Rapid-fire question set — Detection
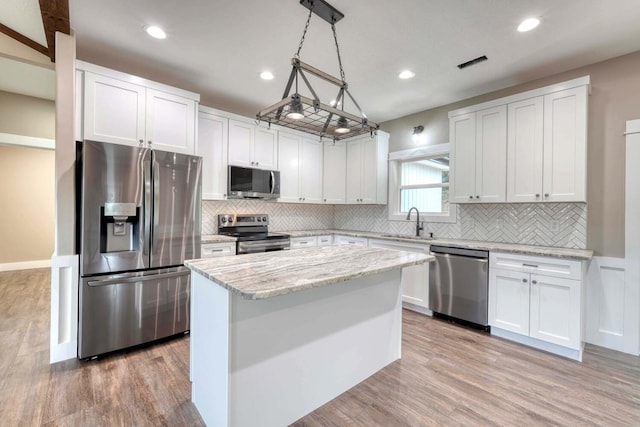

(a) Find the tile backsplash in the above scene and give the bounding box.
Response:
[202,200,587,249]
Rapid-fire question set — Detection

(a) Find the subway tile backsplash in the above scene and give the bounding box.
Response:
[202,201,587,249]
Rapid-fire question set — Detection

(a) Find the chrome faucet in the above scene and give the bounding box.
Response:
[406,207,424,237]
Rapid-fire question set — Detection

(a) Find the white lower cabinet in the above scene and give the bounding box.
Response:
[368,239,430,314]
[290,236,318,249]
[489,252,585,360]
[201,242,236,258]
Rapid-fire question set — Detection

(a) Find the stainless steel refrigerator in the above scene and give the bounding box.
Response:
[77,140,202,359]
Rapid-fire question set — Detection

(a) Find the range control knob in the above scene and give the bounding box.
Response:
[257,217,262,222]
[262,216,267,222]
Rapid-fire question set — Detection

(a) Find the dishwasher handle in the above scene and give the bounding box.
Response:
[430,251,489,264]
[430,245,489,259]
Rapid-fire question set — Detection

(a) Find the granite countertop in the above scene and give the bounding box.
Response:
[185,245,433,300]
[201,234,237,244]
[284,229,593,260]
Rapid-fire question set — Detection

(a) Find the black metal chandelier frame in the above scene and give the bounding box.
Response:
[256,0,379,141]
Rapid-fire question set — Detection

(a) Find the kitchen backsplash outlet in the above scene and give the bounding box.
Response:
[334,203,587,249]
[202,200,334,234]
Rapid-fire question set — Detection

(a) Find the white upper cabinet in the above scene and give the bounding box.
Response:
[228,119,277,170]
[542,86,588,202]
[322,141,347,204]
[451,106,507,203]
[146,89,196,153]
[507,86,588,203]
[345,131,389,204]
[277,131,323,203]
[197,109,228,200]
[507,97,544,202]
[79,62,198,154]
[451,76,589,204]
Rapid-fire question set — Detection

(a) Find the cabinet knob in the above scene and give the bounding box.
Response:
[469,195,473,199]
[535,194,540,198]
[303,197,305,201]
[522,278,528,283]
[148,140,152,145]
[324,199,327,202]
[544,193,549,198]
[256,162,259,166]
[139,139,144,145]
[476,195,480,199]
[532,280,537,285]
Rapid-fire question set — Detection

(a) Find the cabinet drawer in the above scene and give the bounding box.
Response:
[490,252,581,280]
[290,236,318,249]
[317,235,333,246]
[201,242,236,258]
[333,235,368,247]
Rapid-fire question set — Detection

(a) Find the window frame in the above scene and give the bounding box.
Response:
[388,143,457,223]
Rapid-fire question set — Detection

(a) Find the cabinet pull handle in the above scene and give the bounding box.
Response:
[523,263,538,268]
[522,278,528,283]
[209,248,224,253]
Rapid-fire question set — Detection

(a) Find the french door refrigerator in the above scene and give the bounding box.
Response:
[77,140,201,359]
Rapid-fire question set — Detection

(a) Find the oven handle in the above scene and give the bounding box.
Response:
[238,240,289,252]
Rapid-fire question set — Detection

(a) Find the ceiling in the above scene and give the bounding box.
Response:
[4,1,640,123]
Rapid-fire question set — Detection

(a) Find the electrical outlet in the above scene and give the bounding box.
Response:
[496,218,503,229]
[550,220,560,232]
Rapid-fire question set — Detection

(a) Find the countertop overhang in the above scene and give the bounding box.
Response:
[185,245,433,300]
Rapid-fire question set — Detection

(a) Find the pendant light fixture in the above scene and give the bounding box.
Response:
[256,0,378,141]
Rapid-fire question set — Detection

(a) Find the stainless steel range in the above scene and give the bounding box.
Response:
[218,214,290,254]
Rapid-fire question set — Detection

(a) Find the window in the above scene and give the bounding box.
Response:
[388,143,456,223]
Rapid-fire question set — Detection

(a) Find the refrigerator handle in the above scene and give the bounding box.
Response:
[152,158,160,253]
[87,269,189,287]
[143,152,152,257]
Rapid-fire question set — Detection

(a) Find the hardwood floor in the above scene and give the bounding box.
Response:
[1,268,639,426]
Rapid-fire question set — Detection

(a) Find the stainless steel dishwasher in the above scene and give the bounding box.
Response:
[428,245,489,330]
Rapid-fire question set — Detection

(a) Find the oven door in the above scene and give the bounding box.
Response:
[237,239,290,254]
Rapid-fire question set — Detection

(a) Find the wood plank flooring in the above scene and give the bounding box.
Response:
[1,268,639,426]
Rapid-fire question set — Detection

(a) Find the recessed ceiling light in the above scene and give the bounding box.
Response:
[145,25,167,39]
[260,71,274,80]
[398,70,415,80]
[517,17,541,32]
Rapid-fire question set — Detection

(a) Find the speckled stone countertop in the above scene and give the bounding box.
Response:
[201,234,237,244]
[185,245,433,300]
[285,229,593,260]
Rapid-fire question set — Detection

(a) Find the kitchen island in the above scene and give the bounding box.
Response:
[185,245,432,427]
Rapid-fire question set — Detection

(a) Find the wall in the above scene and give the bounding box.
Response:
[0,145,55,263]
[202,200,334,235]
[0,91,56,265]
[0,90,55,139]
[381,50,640,258]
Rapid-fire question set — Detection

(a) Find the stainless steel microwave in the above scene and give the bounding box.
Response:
[227,165,280,199]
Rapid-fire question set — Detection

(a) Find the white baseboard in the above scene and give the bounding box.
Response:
[492,327,583,362]
[0,259,51,272]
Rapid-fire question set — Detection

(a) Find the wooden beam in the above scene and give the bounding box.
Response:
[39,0,71,62]
[0,22,49,57]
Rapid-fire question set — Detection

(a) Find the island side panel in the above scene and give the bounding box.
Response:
[228,269,403,427]
[191,271,231,427]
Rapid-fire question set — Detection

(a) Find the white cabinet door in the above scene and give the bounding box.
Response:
[489,268,530,335]
[300,138,323,203]
[254,127,277,169]
[146,89,196,154]
[83,72,145,146]
[529,274,581,349]
[323,141,346,204]
[475,105,507,202]
[507,97,544,203]
[197,111,228,200]
[345,138,364,203]
[368,239,429,310]
[201,242,236,258]
[228,119,254,167]
[543,86,588,202]
[360,138,378,203]
[277,132,302,203]
[450,113,476,203]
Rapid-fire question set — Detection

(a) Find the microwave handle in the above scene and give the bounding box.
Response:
[270,170,275,195]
